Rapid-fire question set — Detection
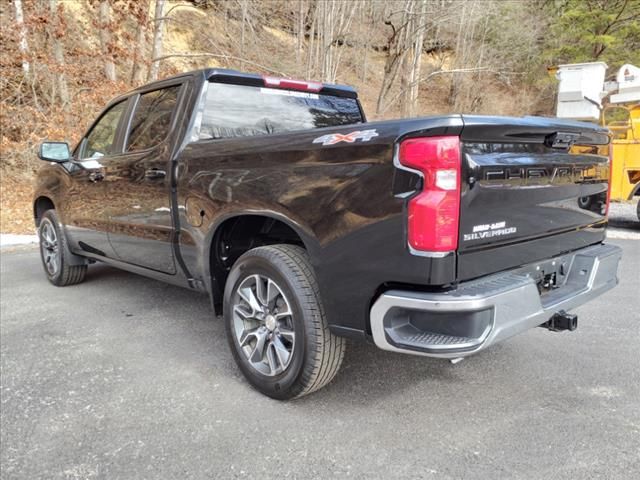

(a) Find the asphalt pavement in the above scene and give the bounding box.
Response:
[1,239,639,479]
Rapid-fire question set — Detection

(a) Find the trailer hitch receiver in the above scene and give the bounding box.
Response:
[543,310,578,332]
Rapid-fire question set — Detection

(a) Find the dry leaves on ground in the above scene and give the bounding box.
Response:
[1,174,35,234]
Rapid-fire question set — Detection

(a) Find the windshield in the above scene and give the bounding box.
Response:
[193,82,362,140]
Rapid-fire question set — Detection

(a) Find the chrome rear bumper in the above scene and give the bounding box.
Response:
[370,243,622,358]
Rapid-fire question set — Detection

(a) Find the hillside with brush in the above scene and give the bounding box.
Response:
[1,0,638,233]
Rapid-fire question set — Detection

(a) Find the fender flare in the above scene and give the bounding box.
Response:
[201,210,322,309]
[35,197,87,266]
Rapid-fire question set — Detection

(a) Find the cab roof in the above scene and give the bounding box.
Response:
[132,68,358,99]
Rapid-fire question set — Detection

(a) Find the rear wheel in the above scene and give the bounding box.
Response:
[223,244,345,399]
[578,196,592,210]
[38,210,87,286]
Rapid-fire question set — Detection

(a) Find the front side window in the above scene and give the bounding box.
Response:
[126,85,180,152]
[83,100,127,159]
[197,83,362,140]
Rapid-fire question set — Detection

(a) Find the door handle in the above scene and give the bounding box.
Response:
[145,168,166,180]
[88,172,104,183]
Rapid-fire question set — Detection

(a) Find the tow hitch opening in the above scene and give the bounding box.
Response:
[542,310,578,332]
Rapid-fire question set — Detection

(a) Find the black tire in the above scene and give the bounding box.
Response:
[636,198,640,222]
[38,210,87,286]
[578,196,592,210]
[223,244,345,400]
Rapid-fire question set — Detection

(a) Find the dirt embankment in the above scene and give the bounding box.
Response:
[1,172,35,234]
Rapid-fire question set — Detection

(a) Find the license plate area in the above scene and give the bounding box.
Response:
[512,250,591,304]
[512,247,605,309]
[519,256,570,297]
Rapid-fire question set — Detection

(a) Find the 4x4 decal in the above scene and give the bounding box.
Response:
[313,129,379,146]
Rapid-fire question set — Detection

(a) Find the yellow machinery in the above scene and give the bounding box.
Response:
[554,63,640,220]
[604,104,640,207]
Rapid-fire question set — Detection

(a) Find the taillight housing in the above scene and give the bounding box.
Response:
[398,136,461,253]
[263,76,323,93]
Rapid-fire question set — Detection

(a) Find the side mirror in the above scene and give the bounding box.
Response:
[39,141,71,162]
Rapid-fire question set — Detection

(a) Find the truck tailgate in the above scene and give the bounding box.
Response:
[457,115,611,281]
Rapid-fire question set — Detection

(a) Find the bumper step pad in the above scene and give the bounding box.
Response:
[387,326,481,353]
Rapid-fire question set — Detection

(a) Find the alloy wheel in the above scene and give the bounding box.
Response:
[231,274,296,377]
[40,219,60,277]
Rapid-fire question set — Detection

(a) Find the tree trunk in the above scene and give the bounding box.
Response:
[306,3,316,79]
[399,1,415,116]
[131,27,147,84]
[239,0,249,69]
[99,0,117,81]
[448,0,468,108]
[376,0,412,115]
[149,0,166,81]
[360,3,370,83]
[130,2,148,85]
[329,0,358,83]
[49,0,69,107]
[320,0,332,82]
[296,0,305,64]
[13,0,30,77]
[407,0,427,117]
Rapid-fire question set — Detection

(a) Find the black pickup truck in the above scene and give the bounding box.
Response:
[34,69,622,399]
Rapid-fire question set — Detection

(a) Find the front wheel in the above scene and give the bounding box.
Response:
[223,244,345,399]
[38,210,87,286]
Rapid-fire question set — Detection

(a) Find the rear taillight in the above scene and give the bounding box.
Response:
[262,76,323,93]
[398,136,461,253]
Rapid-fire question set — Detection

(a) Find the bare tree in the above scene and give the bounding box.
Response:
[399,1,417,116]
[130,2,149,85]
[314,0,358,83]
[376,0,413,115]
[48,0,70,107]
[13,0,30,78]
[359,2,373,83]
[448,0,487,111]
[306,1,317,79]
[149,0,166,81]
[295,0,306,64]
[99,0,117,81]
[238,0,257,69]
[405,0,427,116]
[240,0,248,57]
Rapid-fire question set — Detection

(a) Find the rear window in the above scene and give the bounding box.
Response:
[195,82,362,140]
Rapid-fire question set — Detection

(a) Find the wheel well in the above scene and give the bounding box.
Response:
[210,215,306,311]
[33,196,55,227]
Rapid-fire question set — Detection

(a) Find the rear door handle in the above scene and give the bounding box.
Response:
[145,168,166,180]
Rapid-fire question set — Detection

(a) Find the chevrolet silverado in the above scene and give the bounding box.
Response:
[34,69,622,399]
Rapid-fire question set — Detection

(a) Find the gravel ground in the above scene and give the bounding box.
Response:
[1,239,639,480]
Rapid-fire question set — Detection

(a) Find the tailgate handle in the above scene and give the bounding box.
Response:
[545,132,580,149]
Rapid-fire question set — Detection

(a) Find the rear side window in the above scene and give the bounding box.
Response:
[83,100,127,159]
[126,85,180,152]
[197,83,362,140]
